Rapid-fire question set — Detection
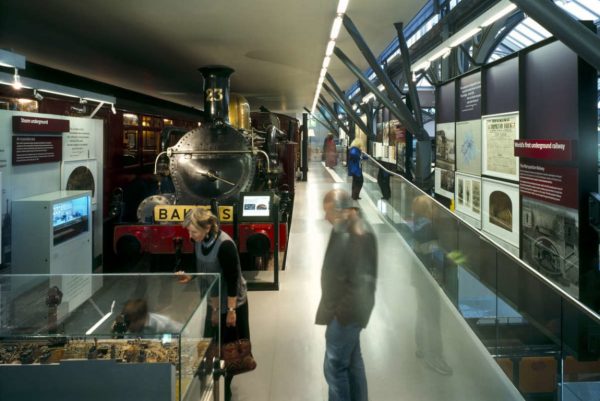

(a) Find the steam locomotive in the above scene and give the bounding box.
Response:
[113,66,297,276]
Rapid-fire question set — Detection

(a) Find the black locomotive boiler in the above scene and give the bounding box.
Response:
[113,66,297,279]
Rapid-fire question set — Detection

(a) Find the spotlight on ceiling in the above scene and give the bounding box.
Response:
[12,68,22,90]
[33,89,44,101]
[79,98,88,104]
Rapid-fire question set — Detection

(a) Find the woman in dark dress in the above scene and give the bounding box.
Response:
[180,208,250,401]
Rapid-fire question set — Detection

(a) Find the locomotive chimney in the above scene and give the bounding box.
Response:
[198,66,234,124]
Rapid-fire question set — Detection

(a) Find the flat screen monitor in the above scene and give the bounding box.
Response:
[239,192,273,221]
[53,195,90,245]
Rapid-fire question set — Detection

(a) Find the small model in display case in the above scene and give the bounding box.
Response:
[0,273,221,401]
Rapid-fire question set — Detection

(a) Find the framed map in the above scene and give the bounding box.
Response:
[456,120,481,175]
[482,112,519,181]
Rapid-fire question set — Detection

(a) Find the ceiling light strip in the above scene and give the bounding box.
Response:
[310,0,350,114]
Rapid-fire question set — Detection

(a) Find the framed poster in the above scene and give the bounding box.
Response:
[435,167,455,200]
[482,112,519,181]
[482,178,519,247]
[455,172,481,222]
[435,122,455,170]
[456,120,481,175]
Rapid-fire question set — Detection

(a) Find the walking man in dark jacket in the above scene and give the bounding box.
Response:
[316,189,378,401]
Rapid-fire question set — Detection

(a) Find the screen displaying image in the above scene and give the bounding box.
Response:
[52,195,90,245]
[53,196,89,229]
[242,195,271,217]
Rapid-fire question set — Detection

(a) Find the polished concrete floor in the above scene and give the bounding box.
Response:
[232,162,523,401]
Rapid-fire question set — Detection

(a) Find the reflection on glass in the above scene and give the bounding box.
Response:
[359,156,600,401]
[123,113,139,126]
[0,274,218,401]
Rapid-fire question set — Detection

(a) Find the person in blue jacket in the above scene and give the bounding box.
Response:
[348,138,367,200]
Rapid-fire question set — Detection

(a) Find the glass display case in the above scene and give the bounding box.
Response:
[0,273,221,401]
[11,191,92,275]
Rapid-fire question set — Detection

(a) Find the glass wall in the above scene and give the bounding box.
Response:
[362,156,600,401]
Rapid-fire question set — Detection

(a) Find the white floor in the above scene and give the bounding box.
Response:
[231,162,523,401]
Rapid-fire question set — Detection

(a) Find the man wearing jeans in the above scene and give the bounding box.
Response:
[316,189,378,401]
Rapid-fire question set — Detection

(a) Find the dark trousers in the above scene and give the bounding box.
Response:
[205,302,251,401]
[377,168,391,200]
[351,175,364,200]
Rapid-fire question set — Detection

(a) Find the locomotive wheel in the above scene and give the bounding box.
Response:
[115,234,142,263]
[246,232,271,257]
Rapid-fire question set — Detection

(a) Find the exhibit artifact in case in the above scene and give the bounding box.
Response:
[0,273,221,401]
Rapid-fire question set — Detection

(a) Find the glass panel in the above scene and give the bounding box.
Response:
[143,129,157,150]
[361,157,523,399]
[0,273,219,400]
[562,300,600,400]
[123,128,139,166]
[0,97,39,112]
[432,205,459,301]
[123,113,139,126]
[359,156,600,400]
[123,129,138,151]
[142,115,152,127]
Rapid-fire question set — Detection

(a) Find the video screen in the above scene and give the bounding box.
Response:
[52,196,89,245]
[53,196,89,229]
[242,195,271,217]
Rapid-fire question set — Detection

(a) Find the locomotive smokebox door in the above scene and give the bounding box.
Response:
[168,66,255,204]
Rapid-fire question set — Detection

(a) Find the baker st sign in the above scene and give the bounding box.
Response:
[154,205,234,223]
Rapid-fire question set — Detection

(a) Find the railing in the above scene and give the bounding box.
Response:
[361,154,600,401]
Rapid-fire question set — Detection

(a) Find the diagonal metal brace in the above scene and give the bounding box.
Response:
[304,106,338,135]
[333,45,429,142]
[322,79,372,136]
[316,102,344,135]
[341,15,427,141]
[318,96,351,136]
[394,22,423,129]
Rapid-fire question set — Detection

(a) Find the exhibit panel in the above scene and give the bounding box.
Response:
[0,110,104,268]
[0,273,220,401]
[432,37,597,304]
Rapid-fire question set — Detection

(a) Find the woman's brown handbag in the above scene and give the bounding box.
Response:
[221,339,257,375]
